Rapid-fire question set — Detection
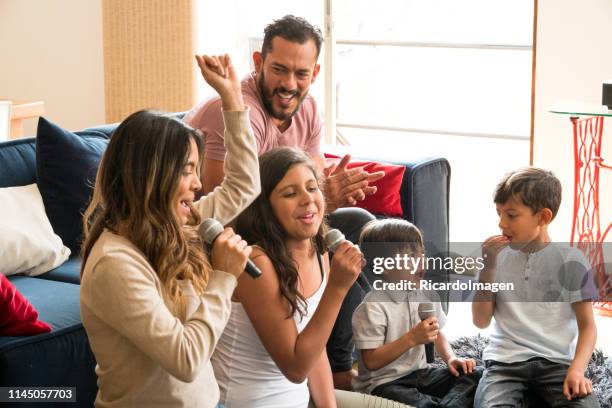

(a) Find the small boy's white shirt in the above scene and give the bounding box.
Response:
[351,289,446,394]
[483,243,594,365]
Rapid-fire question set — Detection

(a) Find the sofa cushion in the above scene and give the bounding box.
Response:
[2,277,81,332]
[37,256,81,284]
[0,137,37,188]
[325,153,405,217]
[0,184,70,277]
[0,274,51,336]
[324,145,450,250]
[0,276,97,406]
[36,117,108,254]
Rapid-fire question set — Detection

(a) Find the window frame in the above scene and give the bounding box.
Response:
[322,0,538,163]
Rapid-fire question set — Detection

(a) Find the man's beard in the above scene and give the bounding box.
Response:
[257,71,307,122]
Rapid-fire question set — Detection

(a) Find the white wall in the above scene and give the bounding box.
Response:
[0,0,105,134]
[534,0,612,242]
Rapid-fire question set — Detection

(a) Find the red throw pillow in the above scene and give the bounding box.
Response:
[0,274,52,336]
[324,153,405,217]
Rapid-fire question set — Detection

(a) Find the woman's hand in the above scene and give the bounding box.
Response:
[328,241,363,293]
[210,227,252,279]
[195,54,244,111]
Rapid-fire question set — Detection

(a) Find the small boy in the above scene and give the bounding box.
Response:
[472,167,599,407]
[352,218,482,408]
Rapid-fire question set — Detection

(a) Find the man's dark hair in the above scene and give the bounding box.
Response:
[494,167,562,218]
[261,15,323,59]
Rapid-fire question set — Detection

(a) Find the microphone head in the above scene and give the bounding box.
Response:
[324,229,346,252]
[418,302,436,320]
[199,218,224,244]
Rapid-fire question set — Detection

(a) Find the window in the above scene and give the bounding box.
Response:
[196,0,535,241]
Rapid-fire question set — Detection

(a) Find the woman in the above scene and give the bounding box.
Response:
[80,54,260,408]
[212,147,363,407]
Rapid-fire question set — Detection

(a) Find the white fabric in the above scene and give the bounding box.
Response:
[213,260,327,408]
[0,101,10,141]
[0,184,70,276]
[483,244,592,365]
[331,389,412,408]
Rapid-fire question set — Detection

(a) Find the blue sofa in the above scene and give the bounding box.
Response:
[0,123,115,408]
[0,117,450,408]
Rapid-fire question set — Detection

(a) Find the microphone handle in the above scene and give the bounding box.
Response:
[356,273,371,292]
[245,260,262,279]
[329,239,370,293]
[419,314,435,363]
[424,342,435,363]
[206,236,262,279]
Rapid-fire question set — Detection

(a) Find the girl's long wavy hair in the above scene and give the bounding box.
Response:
[81,110,211,318]
[236,147,326,319]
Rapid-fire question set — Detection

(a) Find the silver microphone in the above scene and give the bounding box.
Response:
[199,218,262,278]
[324,229,370,291]
[324,229,346,252]
[417,302,436,363]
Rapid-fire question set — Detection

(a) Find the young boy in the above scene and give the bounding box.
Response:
[472,167,599,407]
[352,218,482,408]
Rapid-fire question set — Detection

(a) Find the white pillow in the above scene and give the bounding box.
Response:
[0,183,71,276]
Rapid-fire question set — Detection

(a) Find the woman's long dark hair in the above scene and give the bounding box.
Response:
[81,110,211,318]
[236,147,326,319]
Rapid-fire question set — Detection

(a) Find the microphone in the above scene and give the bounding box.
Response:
[199,218,262,279]
[324,229,346,252]
[418,302,436,363]
[324,229,370,292]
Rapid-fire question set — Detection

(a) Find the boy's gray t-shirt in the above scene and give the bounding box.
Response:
[352,290,447,394]
[483,243,594,365]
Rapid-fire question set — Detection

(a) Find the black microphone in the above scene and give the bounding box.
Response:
[199,218,262,279]
[418,302,436,363]
[324,229,370,292]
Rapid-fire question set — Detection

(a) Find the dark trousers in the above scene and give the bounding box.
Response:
[475,358,600,408]
[325,207,375,372]
[372,366,483,408]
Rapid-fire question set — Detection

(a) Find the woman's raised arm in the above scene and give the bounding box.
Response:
[194,54,260,224]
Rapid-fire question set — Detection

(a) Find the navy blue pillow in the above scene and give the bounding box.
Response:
[36,118,109,254]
